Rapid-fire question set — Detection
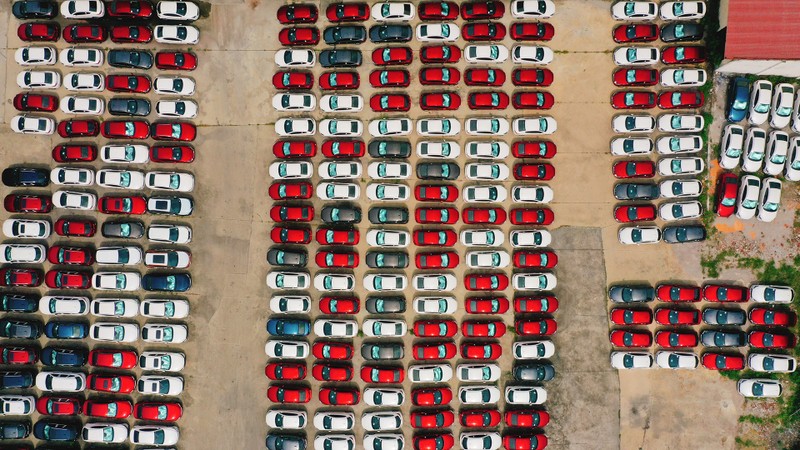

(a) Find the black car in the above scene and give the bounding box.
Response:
[108,49,153,69]
[101,220,145,239]
[613,183,659,200]
[40,347,88,367]
[323,25,367,44]
[319,49,362,68]
[0,293,39,313]
[608,285,655,303]
[365,296,406,314]
[702,308,746,326]
[369,24,413,43]
[663,225,706,244]
[0,420,31,439]
[368,207,409,225]
[700,330,745,347]
[34,421,78,442]
[361,343,404,360]
[660,22,703,43]
[142,273,192,292]
[365,251,409,269]
[267,248,308,267]
[2,167,49,187]
[12,0,57,18]
[0,371,35,389]
[726,76,750,123]
[321,206,361,224]
[0,319,42,340]
[266,434,307,450]
[108,98,151,117]
[368,140,412,158]
[417,163,460,180]
[513,363,556,382]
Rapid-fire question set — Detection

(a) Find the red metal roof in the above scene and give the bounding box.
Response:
[725,0,800,60]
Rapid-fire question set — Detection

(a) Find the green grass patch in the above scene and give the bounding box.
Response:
[700,249,734,277]
[702,0,725,68]
[739,414,768,425]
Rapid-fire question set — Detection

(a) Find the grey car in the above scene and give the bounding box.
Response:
[513,363,555,382]
[702,308,746,326]
[368,140,412,158]
[321,206,361,224]
[660,22,703,43]
[368,207,409,225]
[323,25,367,44]
[108,98,151,117]
[609,285,655,303]
[663,225,706,244]
[267,248,308,268]
[366,252,409,269]
[369,24,413,43]
[102,221,145,239]
[319,49,362,68]
[614,183,659,200]
[108,49,153,69]
[266,433,306,450]
[361,343,404,361]
[700,330,745,347]
[417,163,460,180]
[365,296,406,314]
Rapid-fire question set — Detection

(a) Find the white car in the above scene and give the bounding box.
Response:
[611,351,653,369]
[505,386,547,405]
[612,115,655,133]
[770,83,795,129]
[0,395,34,415]
[737,379,782,398]
[465,141,509,159]
[467,251,510,269]
[659,179,702,198]
[0,244,46,263]
[764,131,789,176]
[510,229,551,247]
[742,127,767,172]
[416,118,459,136]
[413,274,457,292]
[139,299,188,319]
[267,409,307,429]
[660,68,707,87]
[513,340,555,359]
[466,117,509,136]
[11,115,54,135]
[656,135,703,154]
[372,2,414,21]
[60,96,104,115]
[611,1,657,20]
[655,351,697,369]
[749,80,773,125]
[461,432,501,450]
[366,183,408,201]
[17,70,61,89]
[315,434,356,450]
[748,354,796,373]
[39,296,89,315]
[613,47,659,66]
[318,161,362,179]
[459,386,500,404]
[658,114,704,132]
[657,157,704,176]
[314,411,355,430]
[314,319,358,338]
[364,274,407,292]
[366,230,409,248]
[364,389,404,407]
[269,161,312,180]
[465,163,509,181]
[512,185,553,203]
[737,175,761,220]
[320,119,363,137]
[53,191,97,210]
[363,319,407,337]
[619,226,661,244]
[320,94,362,112]
[83,423,128,444]
[611,137,653,155]
[61,0,104,17]
[362,411,402,431]
[265,340,308,359]
[148,224,192,244]
[145,171,195,192]
[758,177,781,222]
[364,434,404,450]
[417,141,460,158]
[416,23,459,41]
[457,363,501,382]
[130,426,179,446]
[15,46,56,65]
[513,273,557,290]
[317,182,360,200]
[50,167,94,186]
[410,364,453,383]
[275,118,315,136]
[142,324,188,344]
[150,196,192,217]
[720,124,745,169]
[36,372,86,392]
[414,296,457,314]
[513,117,556,135]
[275,49,315,68]
[59,48,103,66]
[463,185,508,203]
[156,100,198,118]
[461,229,505,247]
[371,118,413,136]
[750,284,794,304]
[137,375,184,395]
[266,271,309,290]
[90,322,139,342]
[157,1,200,20]
[91,298,139,318]
[314,273,355,292]
[512,45,553,64]
[154,76,195,95]
[92,271,141,291]
[465,45,508,63]
[96,169,145,190]
[100,144,149,164]
[660,1,705,20]
[659,200,702,221]
[3,219,50,238]
[64,73,103,91]
[368,162,410,179]
[140,351,186,372]
[154,25,199,44]
[512,0,555,18]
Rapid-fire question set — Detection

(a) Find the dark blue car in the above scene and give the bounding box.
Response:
[44,322,89,340]
[41,347,88,367]
[727,77,750,122]
[267,319,311,337]
[142,273,192,292]
[34,421,79,442]
[0,293,38,313]
[0,371,34,389]
[0,420,31,439]
[0,319,42,339]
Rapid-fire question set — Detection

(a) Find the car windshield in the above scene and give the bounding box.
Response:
[171,124,182,138]
[673,3,684,15]
[764,201,779,212]
[675,47,685,61]
[755,101,770,113]
[771,153,786,163]
[626,48,637,61]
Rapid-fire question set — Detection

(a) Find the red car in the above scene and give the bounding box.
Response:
[715,172,739,218]
[413,229,457,246]
[513,251,558,269]
[325,2,368,22]
[52,144,97,162]
[4,194,52,213]
[464,274,509,291]
[88,374,136,394]
[47,246,94,265]
[512,141,557,158]
[278,27,320,46]
[420,67,461,85]
[414,320,458,338]
[313,363,353,382]
[658,90,704,109]
[460,342,502,360]
[151,145,195,163]
[0,346,37,364]
[462,207,506,224]
[312,341,353,360]
[319,71,359,90]
[415,434,455,450]
[464,68,505,86]
[101,120,150,139]
[420,92,461,110]
[134,402,182,422]
[321,140,364,157]
[268,182,312,200]
[512,68,553,86]
[316,228,359,245]
[36,397,81,416]
[155,51,197,71]
[319,297,359,314]
[54,218,96,237]
[613,68,658,87]
[420,45,461,63]
[460,409,501,427]
[315,251,358,268]
[271,226,312,245]
[109,25,153,43]
[268,385,311,404]
[58,119,99,138]
[83,400,133,419]
[416,252,459,269]
[662,46,706,64]
[461,320,506,337]
[273,140,316,158]
[749,331,796,349]
[609,308,653,325]
[749,307,797,326]
[273,71,314,90]
[89,349,137,369]
[613,204,657,223]
[45,270,91,289]
[510,22,554,41]
[613,24,658,43]
[703,284,748,302]
[412,409,455,428]
[413,342,456,360]
[504,435,548,450]
[0,268,42,287]
[371,94,411,112]
[17,22,60,41]
[106,74,151,93]
[655,330,698,348]
[411,387,452,406]
[609,329,652,347]
[372,47,413,65]
[416,207,459,224]
[270,205,313,222]
[656,284,701,302]
[515,296,558,313]
[654,308,700,325]
[505,410,550,428]
[13,93,58,112]
[468,91,509,110]
[510,208,554,225]
[512,91,554,109]
[98,196,147,215]
[461,1,503,19]
[319,387,360,406]
[106,0,154,18]
[514,163,556,181]
[151,122,196,141]
[613,160,656,178]
[701,352,744,370]
[369,69,410,88]
[278,3,318,23]
[462,22,506,41]
[611,91,656,109]
[63,24,106,43]
[415,185,459,202]
[515,319,557,336]
[265,362,307,381]
[418,1,458,20]
[465,296,509,314]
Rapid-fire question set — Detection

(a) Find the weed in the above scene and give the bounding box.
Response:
[738,415,767,424]
[700,249,734,277]
[702,0,725,68]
